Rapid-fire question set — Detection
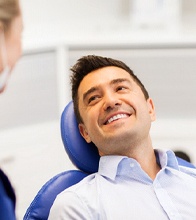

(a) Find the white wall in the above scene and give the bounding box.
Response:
[20,0,129,34]
[19,0,196,52]
[20,0,196,34]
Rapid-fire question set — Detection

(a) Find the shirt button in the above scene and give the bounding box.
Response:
[130,163,135,168]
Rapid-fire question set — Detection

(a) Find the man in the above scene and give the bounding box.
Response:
[49,55,196,219]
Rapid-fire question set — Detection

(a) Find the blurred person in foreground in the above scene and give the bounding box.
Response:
[0,0,23,219]
[49,55,196,219]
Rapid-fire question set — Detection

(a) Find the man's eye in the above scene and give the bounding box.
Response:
[88,95,99,104]
[117,86,126,91]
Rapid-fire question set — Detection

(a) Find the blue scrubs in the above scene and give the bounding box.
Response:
[0,169,16,220]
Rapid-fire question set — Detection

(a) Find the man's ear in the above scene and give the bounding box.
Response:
[78,123,92,143]
[147,98,156,122]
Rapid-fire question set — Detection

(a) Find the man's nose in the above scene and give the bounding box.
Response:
[103,92,122,111]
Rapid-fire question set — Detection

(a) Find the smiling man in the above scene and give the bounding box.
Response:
[49,55,196,220]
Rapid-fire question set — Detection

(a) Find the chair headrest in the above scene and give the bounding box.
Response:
[61,101,100,174]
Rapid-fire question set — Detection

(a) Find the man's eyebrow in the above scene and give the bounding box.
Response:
[83,86,99,102]
[110,78,131,85]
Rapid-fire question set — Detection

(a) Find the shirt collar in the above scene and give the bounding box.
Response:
[155,149,179,170]
[98,149,179,180]
[98,155,126,180]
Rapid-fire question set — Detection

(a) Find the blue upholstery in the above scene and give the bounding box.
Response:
[23,101,195,220]
[23,171,88,220]
[0,169,16,220]
[61,101,100,173]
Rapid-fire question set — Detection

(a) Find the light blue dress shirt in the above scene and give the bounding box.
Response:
[49,149,196,219]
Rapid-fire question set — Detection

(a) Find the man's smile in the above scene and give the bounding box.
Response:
[104,113,130,125]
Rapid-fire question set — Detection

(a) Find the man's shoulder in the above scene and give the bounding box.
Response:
[49,173,101,219]
[60,173,98,196]
[54,172,100,208]
[179,165,196,177]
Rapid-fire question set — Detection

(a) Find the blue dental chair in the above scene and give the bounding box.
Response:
[23,101,99,220]
[23,101,195,220]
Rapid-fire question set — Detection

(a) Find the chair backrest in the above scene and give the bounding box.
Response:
[23,101,195,219]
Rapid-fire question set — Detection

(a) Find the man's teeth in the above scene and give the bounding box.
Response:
[107,114,128,124]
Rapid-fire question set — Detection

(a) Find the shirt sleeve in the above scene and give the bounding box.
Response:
[48,191,92,220]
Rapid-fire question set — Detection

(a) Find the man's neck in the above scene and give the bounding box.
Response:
[125,138,161,180]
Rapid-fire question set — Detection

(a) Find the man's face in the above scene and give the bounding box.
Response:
[78,66,156,156]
